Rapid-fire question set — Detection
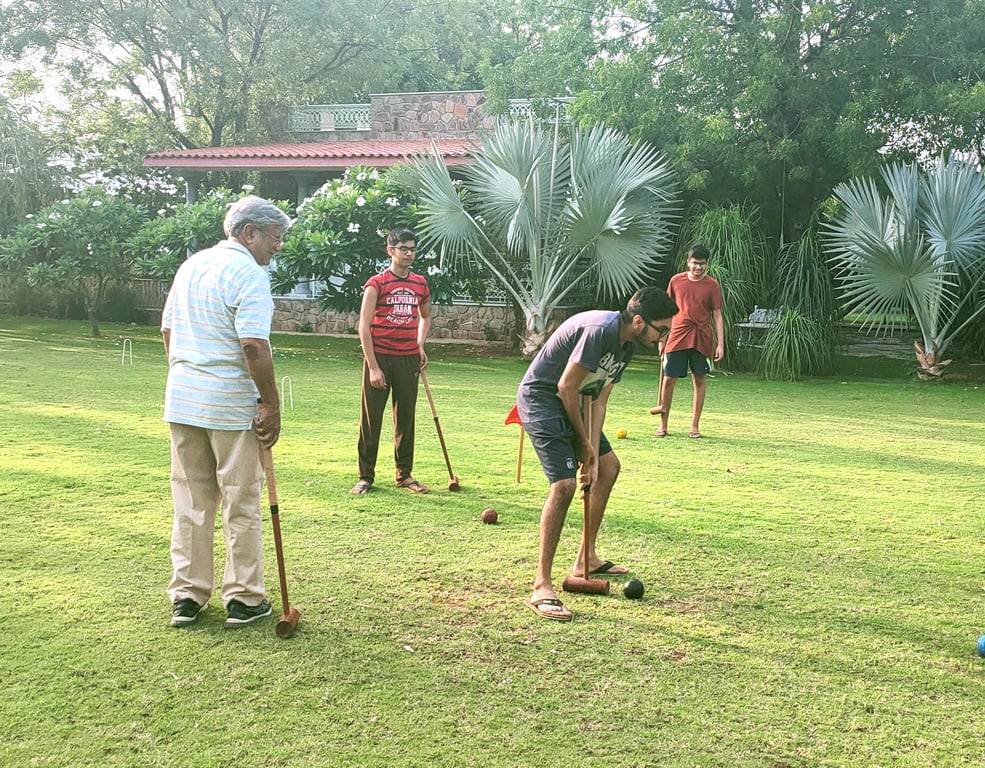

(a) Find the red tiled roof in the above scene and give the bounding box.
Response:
[143,138,477,170]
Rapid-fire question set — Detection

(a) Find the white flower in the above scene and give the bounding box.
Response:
[385,197,400,207]
[157,209,166,216]
[376,229,386,238]
[369,170,379,180]
[242,184,255,192]
[348,223,360,233]
[428,265,442,276]
[92,200,103,206]
[25,214,33,219]
[356,172,368,181]
[355,196,366,207]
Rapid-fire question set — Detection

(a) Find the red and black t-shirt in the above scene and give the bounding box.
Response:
[365,269,431,355]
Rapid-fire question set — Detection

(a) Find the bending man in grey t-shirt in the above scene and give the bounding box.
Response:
[516,287,678,621]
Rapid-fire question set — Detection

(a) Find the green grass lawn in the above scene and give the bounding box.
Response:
[2,316,984,767]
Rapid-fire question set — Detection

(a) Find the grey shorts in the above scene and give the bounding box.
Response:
[663,349,711,378]
[525,416,613,484]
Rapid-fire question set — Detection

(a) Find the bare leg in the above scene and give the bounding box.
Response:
[531,478,576,618]
[690,373,707,437]
[657,375,677,436]
[571,451,625,575]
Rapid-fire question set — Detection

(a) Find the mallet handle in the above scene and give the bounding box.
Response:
[581,395,592,581]
[420,369,456,481]
[263,448,291,616]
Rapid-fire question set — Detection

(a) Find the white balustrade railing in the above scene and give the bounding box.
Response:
[289,104,372,133]
[289,99,572,134]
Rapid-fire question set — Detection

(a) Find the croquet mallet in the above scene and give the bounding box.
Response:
[650,354,665,415]
[561,395,610,596]
[262,448,302,638]
[420,369,461,491]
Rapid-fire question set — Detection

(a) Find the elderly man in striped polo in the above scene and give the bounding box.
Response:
[162,195,291,629]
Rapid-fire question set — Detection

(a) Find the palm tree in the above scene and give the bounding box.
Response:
[400,119,680,355]
[824,159,985,379]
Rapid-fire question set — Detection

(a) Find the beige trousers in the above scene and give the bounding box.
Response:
[167,423,266,608]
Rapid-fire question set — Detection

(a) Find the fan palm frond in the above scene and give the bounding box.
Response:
[402,120,681,352]
[920,160,985,271]
[824,158,985,377]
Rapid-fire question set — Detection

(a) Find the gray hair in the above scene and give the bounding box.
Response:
[223,195,292,238]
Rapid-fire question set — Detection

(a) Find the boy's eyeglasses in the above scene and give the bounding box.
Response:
[647,321,670,339]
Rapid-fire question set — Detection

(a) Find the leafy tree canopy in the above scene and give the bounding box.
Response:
[0,97,64,235]
[0,0,514,157]
[572,0,985,243]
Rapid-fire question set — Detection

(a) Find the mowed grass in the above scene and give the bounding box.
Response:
[1,315,984,767]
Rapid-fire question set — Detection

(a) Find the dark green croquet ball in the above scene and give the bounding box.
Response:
[623,578,644,600]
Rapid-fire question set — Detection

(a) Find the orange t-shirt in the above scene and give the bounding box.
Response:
[665,272,722,359]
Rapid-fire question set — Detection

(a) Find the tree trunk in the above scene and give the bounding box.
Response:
[519,307,550,357]
[914,341,951,380]
[508,295,524,353]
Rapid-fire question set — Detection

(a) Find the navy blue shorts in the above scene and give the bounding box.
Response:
[663,349,711,378]
[525,416,613,483]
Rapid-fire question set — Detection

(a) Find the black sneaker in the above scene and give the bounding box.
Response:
[224,598,272,628]
[171,598,205,627]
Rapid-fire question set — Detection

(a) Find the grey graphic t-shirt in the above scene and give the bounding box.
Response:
[517,310,635,424]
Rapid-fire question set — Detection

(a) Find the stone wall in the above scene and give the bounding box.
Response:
[369,91,492,139]
[116,280,516,344]
[272,297,515,345]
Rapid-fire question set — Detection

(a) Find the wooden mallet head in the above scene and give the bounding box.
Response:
[561,575,611,595]
[276,607,302,639]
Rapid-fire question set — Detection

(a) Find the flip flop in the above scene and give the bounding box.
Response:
[654,429,667,438]
[689,431,702,439]
[589,561,630,575]
[397,478,430,494]
[349,480,372,495]
[524,597,573,622]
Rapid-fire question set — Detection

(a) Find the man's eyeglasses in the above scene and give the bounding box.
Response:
[258,229,283,247]
[392,245,417,254]
[646,321,671,340]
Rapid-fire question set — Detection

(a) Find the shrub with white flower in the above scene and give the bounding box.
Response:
[272,165,445,313]
[129,187,291,282]
[0,185,149,337]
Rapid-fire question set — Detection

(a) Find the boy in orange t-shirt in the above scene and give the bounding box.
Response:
[650,244,724,439]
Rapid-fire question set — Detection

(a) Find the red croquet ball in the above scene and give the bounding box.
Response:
[480,508,498,524]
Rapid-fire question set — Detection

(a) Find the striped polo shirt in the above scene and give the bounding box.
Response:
[365,269,430,355]
[162,240,273,430]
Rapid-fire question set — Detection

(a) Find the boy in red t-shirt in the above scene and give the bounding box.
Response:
[350,228,432,494]
[650,244,724,439]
